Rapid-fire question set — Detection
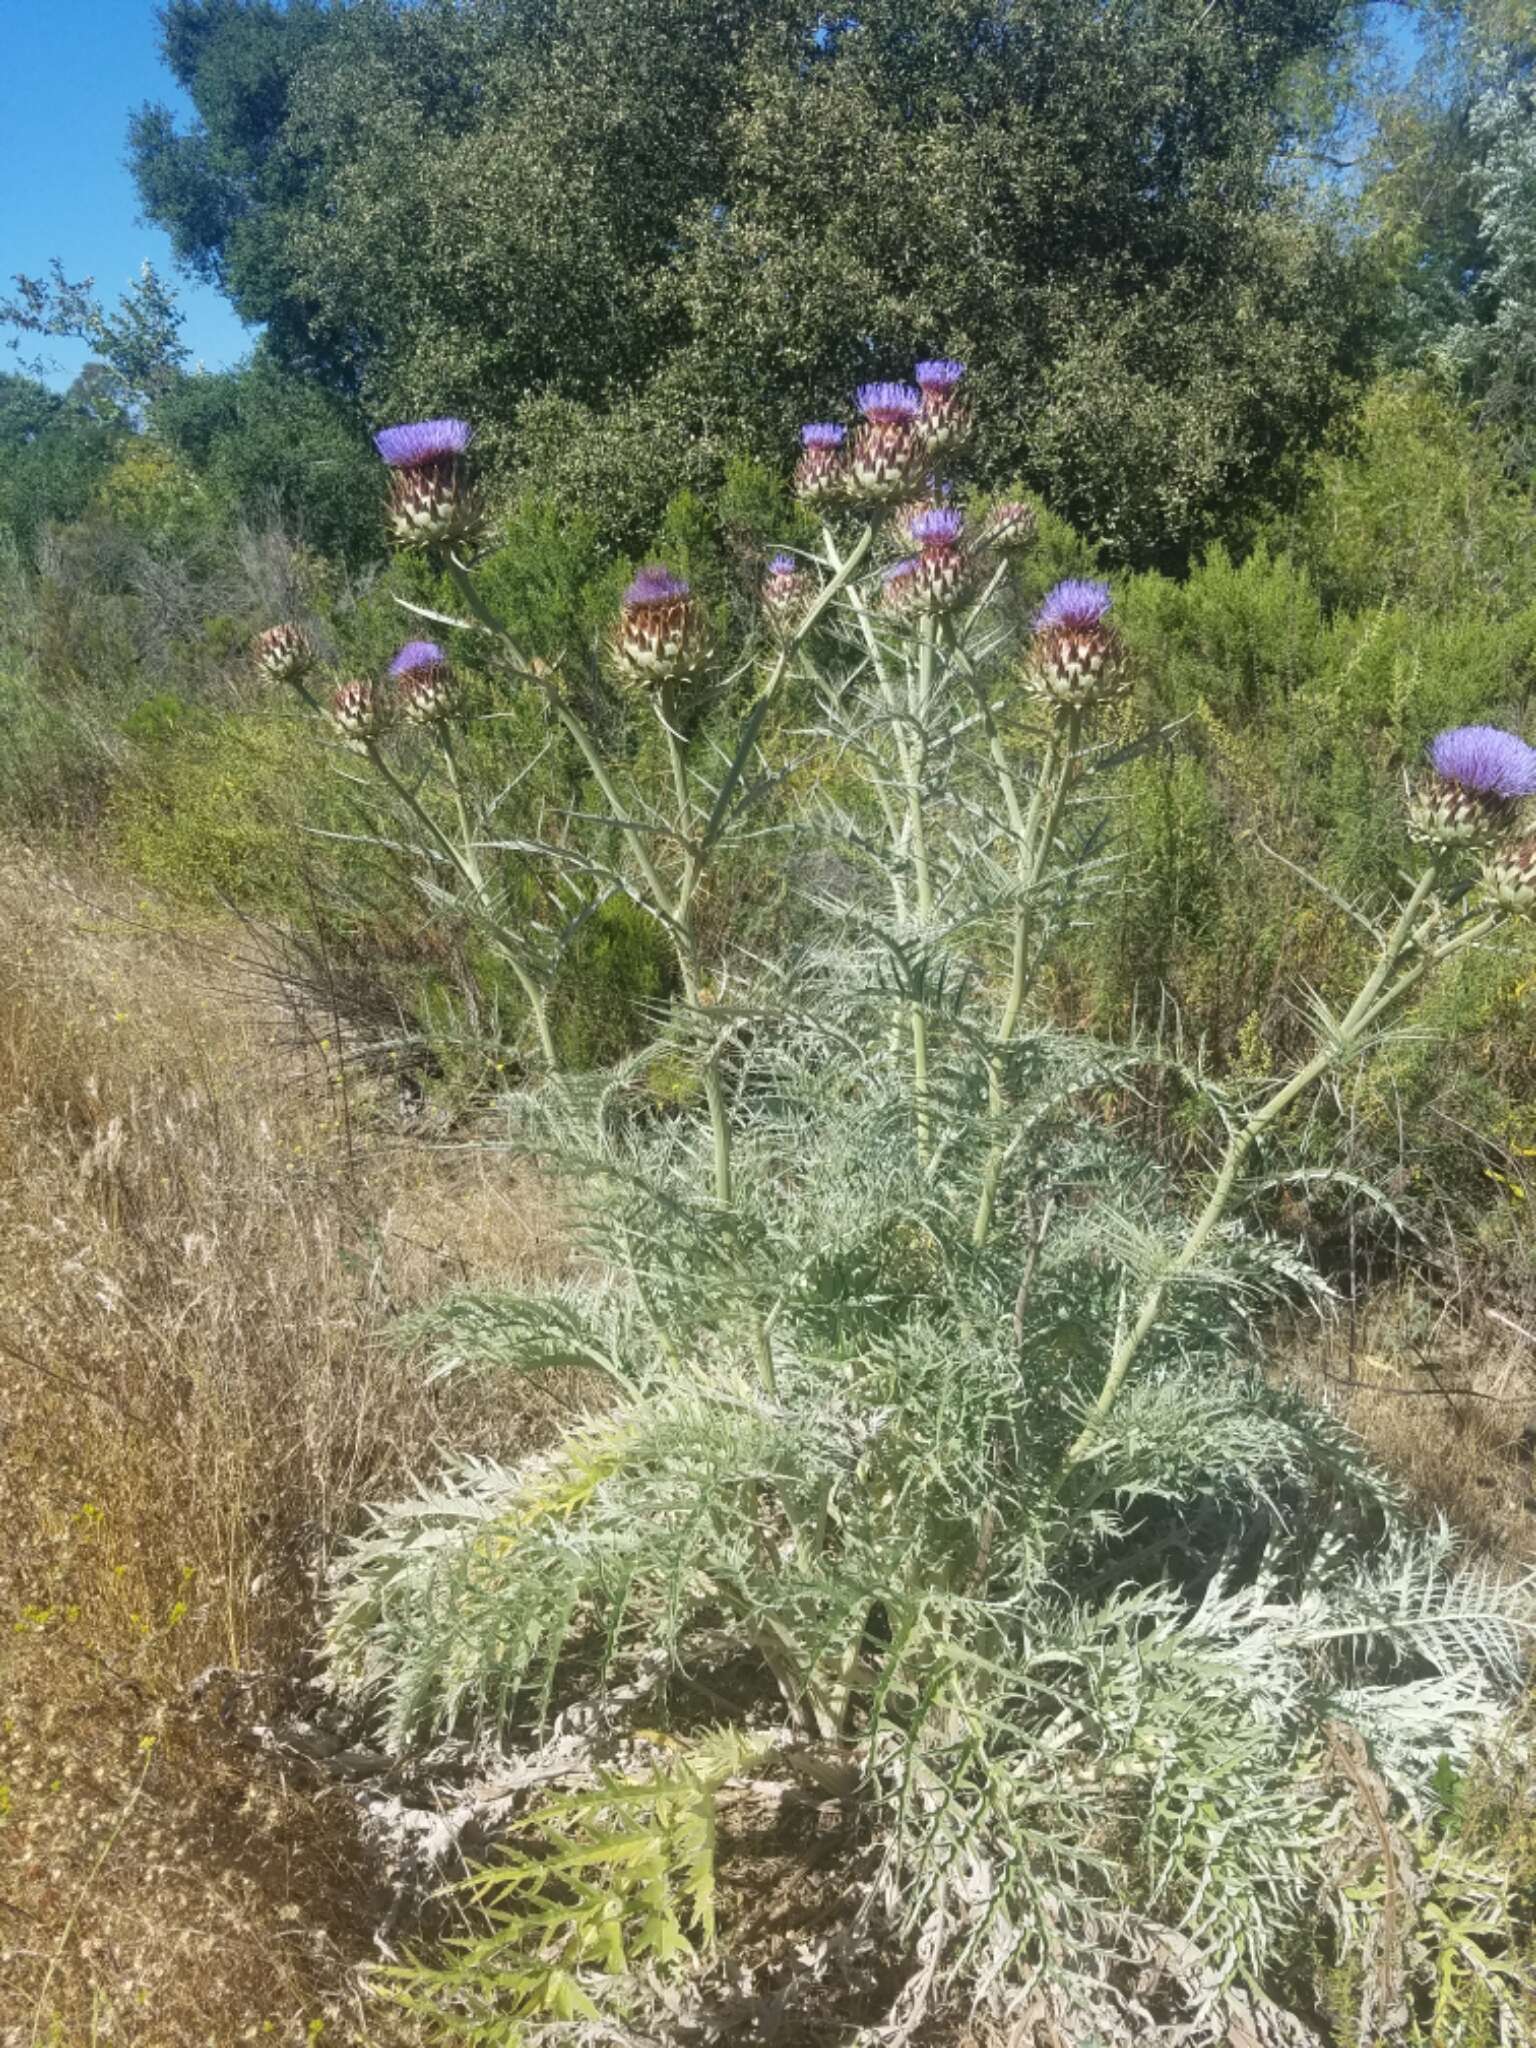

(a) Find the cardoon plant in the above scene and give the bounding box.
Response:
[914,355,970,452]
[847,381,926,501]
[1408,722,1536,848]
[375,416,483,550]
[318,360,1536,2044]
[252,620,313,684]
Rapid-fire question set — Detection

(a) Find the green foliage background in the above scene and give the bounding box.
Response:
[125,0,1375,565]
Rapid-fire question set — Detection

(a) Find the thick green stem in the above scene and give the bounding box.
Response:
[822,521,890,693]
[971,714,1079,1246]
[1061,865,1451,1466]
[661,691,695,843]
[909,611,938,922]
[905,611,940,1163]
[553,699,676,917]
[439,729,484,888]
[364,740,559,1071]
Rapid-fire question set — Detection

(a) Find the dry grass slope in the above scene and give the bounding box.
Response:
[0,855,562,2045]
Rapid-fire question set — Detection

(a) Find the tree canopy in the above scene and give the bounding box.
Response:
[130,0,1377,564]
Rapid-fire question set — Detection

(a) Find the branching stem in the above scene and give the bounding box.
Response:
[972,710,1080,1246]
[364,738,558,1070]
[1061,863,1485,1466]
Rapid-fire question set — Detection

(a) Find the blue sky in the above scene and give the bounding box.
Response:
[2,0,252,390]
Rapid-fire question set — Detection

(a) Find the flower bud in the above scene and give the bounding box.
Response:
[330,677,392,744]
[612,567,714,687]
[1025,580,1127,710]
[793,423,848,504]
[880,557,921,613]
[1407,726,1536,851]
[848,384,924,503]
[253,622,314,685]
[905,505,971,612]
[762,552,813,639]
[390,640,457,725]
[373,418,484,551]
[980,500,1037,554]
[1482,836,1536,914]
[914,359,970,455]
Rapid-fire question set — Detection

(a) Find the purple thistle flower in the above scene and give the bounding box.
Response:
[915,358,966,392]
[389,639,448,678]
[767,552,799,577]
[1427,726,1536,799]
[625,565,692,608]
[801,422,846,450]
[857,382,922,425]
[908,505,965,549]
[1035,579,1113,633]
[373,418,473,469]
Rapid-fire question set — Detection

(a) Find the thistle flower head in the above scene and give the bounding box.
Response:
[625,566,692,609]
[908,505,965,550]
[1483,836,1536,915]
[762,552,812,639]
[376,419,482,549]
[373,418,473,469]
[614,566,712,686]
[1035,579,1113,634]
[981,500,1037,553]
[795,423,849,504]
[389,639,448,678]
[856,382,922,425]
[880,556,921,612]
[330,677,391,744]
[387,640,457,723]
[1409,725,1536,849]
[1027,580,1126,711]
[913,360,971,454]
[253,622,313,685]
[1427,725,1536,800]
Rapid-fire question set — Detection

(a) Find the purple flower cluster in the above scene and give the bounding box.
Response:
[1035,580,1113,634]
[1428,726,1536,799]
[1026,580,1127,711]
[856,382,923,424]
[793,356,972,504]
[908,505,965,549]
[373,419,473,469]
[389,639,448,678]
[373,416,482,550]
[625,566,693,609]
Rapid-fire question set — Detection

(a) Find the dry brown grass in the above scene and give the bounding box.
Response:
[1283,1282,1536,1564]
[0,854,564,2046]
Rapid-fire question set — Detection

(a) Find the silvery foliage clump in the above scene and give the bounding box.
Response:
[293,373,1536,2041]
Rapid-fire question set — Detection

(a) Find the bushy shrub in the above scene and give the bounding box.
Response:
[106,708,337,915]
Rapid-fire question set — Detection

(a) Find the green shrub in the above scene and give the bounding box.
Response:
[549,894,676,1071]
[107,711,345,916]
